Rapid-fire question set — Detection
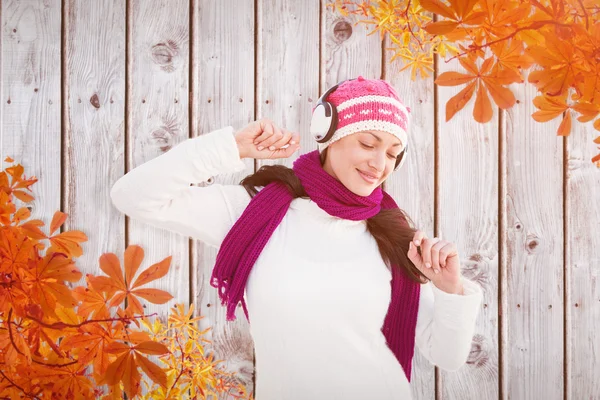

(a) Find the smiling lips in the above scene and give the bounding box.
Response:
[357,169,380,184]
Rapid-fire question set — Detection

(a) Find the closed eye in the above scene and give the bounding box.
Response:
[359,142,397,159]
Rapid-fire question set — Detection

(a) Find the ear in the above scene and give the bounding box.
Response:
[319,147,328,165]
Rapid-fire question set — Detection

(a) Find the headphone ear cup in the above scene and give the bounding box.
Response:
[310,101,338,143]
[310,102,332,143]
[394,144,408,171]
[328,102,338,141]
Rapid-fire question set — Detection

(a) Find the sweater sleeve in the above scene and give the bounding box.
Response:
[414,277,483,372]
[109,125,252,248]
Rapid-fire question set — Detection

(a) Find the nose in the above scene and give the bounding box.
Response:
[367,150,386,173]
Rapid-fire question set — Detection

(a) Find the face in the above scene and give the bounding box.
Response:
[322,130,404,196]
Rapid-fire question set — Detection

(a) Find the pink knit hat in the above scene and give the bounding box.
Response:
[312,76,411,153]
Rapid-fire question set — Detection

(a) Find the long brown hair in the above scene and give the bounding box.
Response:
[239,148,429,284]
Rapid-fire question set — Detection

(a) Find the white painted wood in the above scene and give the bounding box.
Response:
[323,7,382,92]
[255,0,320,169]
[0,0,62,264]
[124,0,191,396]
[503,76,564,400]
[64,0,126,280]
[3,2,600,399]
[192,0,257,398]
[566,110,600,400]
[127,0,190,319]
[436,52,499,399]
[383,35,437,400]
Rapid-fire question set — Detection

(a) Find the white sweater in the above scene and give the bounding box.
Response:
[110,126,484,400]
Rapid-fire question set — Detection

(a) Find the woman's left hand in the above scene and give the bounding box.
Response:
[407,230,464,295]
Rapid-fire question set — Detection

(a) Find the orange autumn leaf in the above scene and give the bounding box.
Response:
[423,20,460,35]
[18,219,47,240]
[330,0,600,167]
[105,351,141,398]
[136,352,168,389]
[49,211,68,235]
[437,56,515,122]
[445,80,477,121]
[435,71,475,86]
[48,230,88,258]
[532,94,569,122]
[0,159,249,399]
[526,32,586,97]
[134,340,169,356]
[420,0,485,35]
[91,245,173,315]
[72,275,112,319]
[473,82,493,122]
[558,110,572,136]
[104,340,168,397]
[3,163,38,203]
[572,101,600,123]
[29,252,82,317]
[131,288,174,304]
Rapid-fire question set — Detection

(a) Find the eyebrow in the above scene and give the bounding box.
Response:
[363,131,402,147]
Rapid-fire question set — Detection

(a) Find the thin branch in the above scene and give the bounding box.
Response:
[444,20,575,63]
[0,369,41,400]
[25,312,158,330]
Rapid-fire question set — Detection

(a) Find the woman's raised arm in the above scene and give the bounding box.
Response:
[109,126,252,248]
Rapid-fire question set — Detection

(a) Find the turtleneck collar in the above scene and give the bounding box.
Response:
[290,197,366,226]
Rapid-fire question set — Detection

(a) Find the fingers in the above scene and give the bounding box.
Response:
[412,230,426,246]
[430,239,447,273]
[270,128,294,150]
[253,120,276,149]
[409,231,447,275]
[274,140,301,158]
[420,237,439,272]
[407,241,423,267]
[254,121,298,151]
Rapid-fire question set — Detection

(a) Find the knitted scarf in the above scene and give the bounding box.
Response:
[210,150,421,382]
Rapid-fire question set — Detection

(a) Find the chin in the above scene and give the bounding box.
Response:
[339,170,382,196]
[348,182,377,197]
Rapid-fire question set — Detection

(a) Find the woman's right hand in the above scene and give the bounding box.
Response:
[234,118,301,159]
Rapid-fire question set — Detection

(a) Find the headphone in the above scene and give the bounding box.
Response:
[309,78,409,171]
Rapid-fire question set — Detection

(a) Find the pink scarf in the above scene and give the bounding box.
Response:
[210,150,421,381]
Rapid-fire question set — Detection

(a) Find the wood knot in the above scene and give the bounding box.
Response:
[466,334,488,368]
[333,20,353,42]
[152,125,178,152]
[526,235,541,253]
[151,40,179,72]
[90,93,100,109]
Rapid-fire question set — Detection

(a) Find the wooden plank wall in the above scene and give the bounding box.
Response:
[1,1,599,399]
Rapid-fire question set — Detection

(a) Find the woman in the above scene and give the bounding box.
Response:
[110,76,483,400]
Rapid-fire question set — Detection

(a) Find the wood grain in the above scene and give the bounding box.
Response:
[2,1,599,398]
[436,53,499,400]
[192,0,257,398]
